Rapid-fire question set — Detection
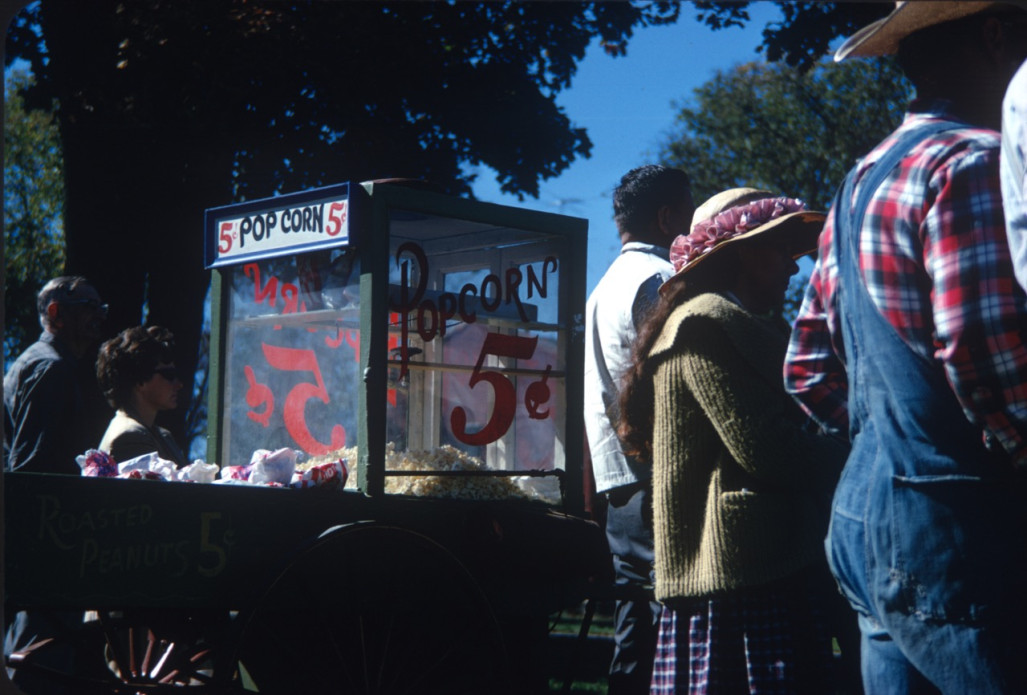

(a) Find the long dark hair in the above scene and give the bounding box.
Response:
[617,251,738,462]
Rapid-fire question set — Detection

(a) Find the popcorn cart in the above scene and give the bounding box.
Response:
[4,181,608,693]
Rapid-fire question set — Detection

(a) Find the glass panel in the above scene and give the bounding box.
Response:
[384,210,568,504]
[220,248,361,469]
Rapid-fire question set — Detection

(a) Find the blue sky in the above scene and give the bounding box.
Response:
[471,2,784,295]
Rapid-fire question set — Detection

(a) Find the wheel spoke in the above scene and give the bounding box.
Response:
[235,523,510,694]
[7,609,237,692]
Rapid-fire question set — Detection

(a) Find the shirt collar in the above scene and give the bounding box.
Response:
[904,98,968,125]
[620,241,670,260]
[38,330,77,361]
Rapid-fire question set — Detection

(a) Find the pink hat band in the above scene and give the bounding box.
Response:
[669,196,808,272]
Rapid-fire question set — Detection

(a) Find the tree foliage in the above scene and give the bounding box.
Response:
[4,67,64,363]
[4,0,680,447]
[660,57,912,211]
[692,2,892,71]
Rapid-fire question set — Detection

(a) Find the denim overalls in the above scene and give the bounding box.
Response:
[826,121,1026,694]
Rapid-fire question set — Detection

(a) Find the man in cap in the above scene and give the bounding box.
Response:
[584,164,693,695]
[4,275,110,473]
[785,3,1027,692]
[4,276,112,692]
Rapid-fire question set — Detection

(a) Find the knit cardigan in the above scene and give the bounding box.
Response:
[648,291,848,602]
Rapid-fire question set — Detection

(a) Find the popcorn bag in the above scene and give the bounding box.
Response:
[178,460,220,483]
[249,448,298,485]
[117,452,178,481]
[220,464,253,481]
[290,458,347,490]
[77,449,118,478]
[121,470,166,481]
[75,446,351,491]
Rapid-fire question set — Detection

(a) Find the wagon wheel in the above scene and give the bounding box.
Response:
[5,607,238,694]
[234,522,512,694]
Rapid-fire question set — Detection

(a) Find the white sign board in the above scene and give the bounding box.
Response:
[205,184,353,268]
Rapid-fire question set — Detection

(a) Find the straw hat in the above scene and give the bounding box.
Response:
[834,1,998,61]
[659,188,825,295]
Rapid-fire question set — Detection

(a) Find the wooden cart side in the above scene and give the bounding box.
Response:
[4,472,610,693]
[5,472,607,613]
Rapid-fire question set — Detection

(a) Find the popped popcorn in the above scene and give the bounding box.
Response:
[305,443,560,502]
[386,445,531,500]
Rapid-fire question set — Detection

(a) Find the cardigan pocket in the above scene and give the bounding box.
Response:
[715,489,801,578]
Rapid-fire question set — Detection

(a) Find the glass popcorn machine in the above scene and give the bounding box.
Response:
[204,180,589,514]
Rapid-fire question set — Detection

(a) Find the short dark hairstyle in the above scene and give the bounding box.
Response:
[37,276,95,328]
[613,165,692,235]
[96,325,176,409]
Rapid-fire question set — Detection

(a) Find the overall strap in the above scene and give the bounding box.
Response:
[833,119,997,467]
[834,120,963,367]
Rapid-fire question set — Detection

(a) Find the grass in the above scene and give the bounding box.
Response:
[549,677,608,694]
[546,600,616,694]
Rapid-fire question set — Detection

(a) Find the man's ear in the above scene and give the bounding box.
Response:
[981,14,1026,67]
[656,204,674,238]
[46,301,61,325]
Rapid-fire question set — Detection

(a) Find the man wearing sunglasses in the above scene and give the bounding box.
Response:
[96,325,187,467]
[4,275,110,474]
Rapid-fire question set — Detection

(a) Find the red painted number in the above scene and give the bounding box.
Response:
[262,343,346,455]
[244,365,274,426]
[451,333,538,446]
[218,222,234,254]
[326,202,346,237]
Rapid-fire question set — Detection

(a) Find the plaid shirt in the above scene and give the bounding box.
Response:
[785,100,1027,460]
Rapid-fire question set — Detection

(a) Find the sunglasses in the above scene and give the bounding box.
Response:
[153,366,180,382]
[61,298,109,317]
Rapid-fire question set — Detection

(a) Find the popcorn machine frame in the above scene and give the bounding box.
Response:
[3,181,609,694]
[206,180,587,511]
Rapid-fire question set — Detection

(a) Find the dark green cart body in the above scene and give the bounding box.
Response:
[4,182,606,693]
[5,472,605,615]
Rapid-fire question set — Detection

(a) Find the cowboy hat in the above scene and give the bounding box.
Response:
[835,1,998,61]
[659,188,825,295]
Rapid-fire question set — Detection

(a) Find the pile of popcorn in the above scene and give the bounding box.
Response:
[385,444,533,500]
[303,443,560,503]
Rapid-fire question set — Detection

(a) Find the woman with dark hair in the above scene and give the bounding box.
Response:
[618,188,849,694]
[96,325,187,466]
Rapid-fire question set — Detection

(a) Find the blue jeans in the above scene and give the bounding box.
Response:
[826,468,1026,694]
[604,482,660,695]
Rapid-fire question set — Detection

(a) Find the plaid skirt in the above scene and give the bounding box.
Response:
[650,572,836,695]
